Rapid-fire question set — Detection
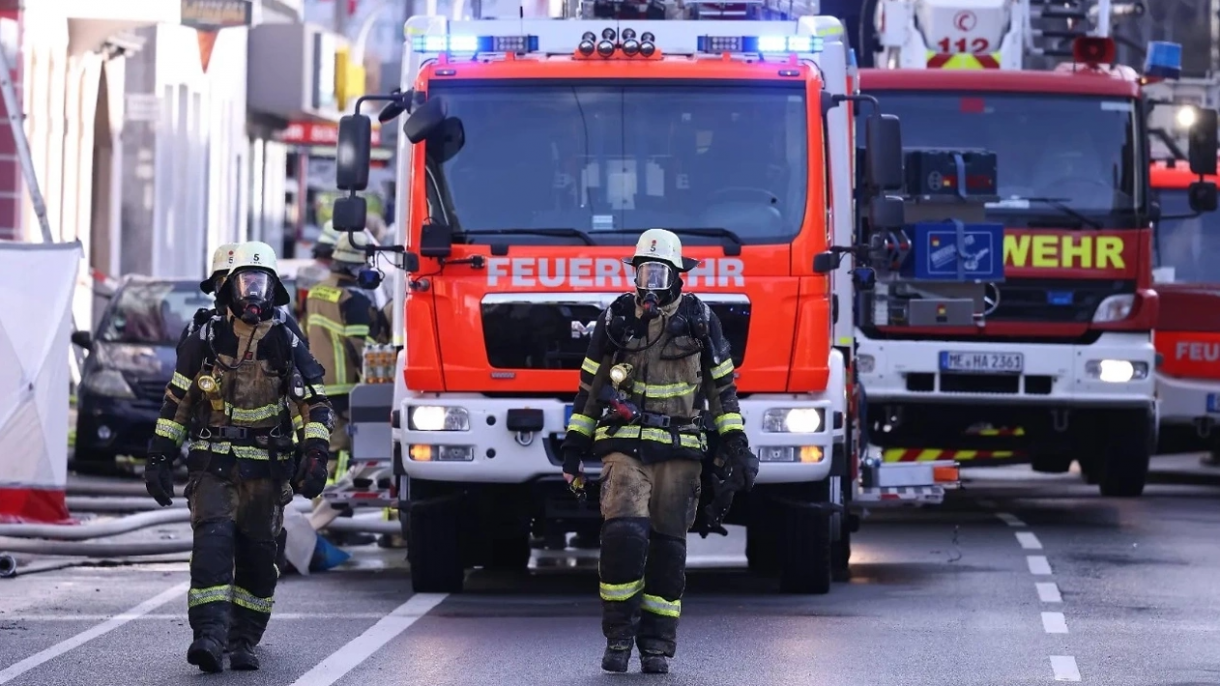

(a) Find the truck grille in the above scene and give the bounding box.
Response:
[986,279,1134,323]
[481,295,750,371]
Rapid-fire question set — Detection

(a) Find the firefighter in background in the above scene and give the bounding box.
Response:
[560,229,758,674]
[295,224,342,324]
[144,241,333,673]
[304,230,390,540]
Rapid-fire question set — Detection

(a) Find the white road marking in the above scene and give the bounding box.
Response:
[1050,655,1081,681]
[288,593,448,686]
[5,613,391,622]
[1042,612,1069,634]
[0,581,188,685]
[1027,555,1053,575]
[995,512,1025,527]
[1015,532,1043,549]
[1037,582,1063,603]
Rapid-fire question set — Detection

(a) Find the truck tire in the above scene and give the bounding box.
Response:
[831,527,851,582]
[745,521,780,575]
[778,503,832,594]
[407,500,465,593]
[1098,411,1154,498]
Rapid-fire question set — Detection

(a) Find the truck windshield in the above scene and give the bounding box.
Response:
[865,91,1142,228]
[1154,189,1220,285]
[424,80,808,246]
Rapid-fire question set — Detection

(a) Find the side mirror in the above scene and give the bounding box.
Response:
[1188,180,1218,213]
[333,195,368,231]
[869,195,904,230]
[1188,107,1218,176]
[813,252,838,274]
[70,330,92,350]
[377,88,412,123]
[336,114,372,191]
[865,114,903,191]
[419,221,454,258]
[403,96,448,144]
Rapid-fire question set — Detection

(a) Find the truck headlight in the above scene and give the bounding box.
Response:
[408,406,470,431]
[83,369,135,399]
[762,408,823,433]
[856,354,876,374]
[1092,294,1134,323]
[1085,359,1149,383]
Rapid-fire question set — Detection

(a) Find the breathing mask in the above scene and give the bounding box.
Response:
[229,270,275,324]
[635,261,675,320]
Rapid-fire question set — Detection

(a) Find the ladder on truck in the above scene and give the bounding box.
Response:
[0,35,86,377]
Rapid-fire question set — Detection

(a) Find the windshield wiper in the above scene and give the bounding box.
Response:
[454,228,595,246]
[1000,197,1102,229]
[596,227,744,255]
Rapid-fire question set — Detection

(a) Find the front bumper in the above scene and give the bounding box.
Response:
[1157,373,1220,428]
[395,358,847,485]
[857,331,1156,409]
[75,394,161,459]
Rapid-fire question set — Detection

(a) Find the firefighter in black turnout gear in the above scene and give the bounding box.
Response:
[145,241,334,673]
[560,229,758,674]
[180,242,305,351]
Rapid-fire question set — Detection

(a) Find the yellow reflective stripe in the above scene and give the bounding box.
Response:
[187,585,232,608]
[714,413,745,433]
[232,445,271,461]
[710,359,735,380]
[593,426,704,450]
[332,331,348,387]
[308,285,344,303]
[309,315,346,336]
[639,382,698,399]
[292,414,305,431]
[323,383,356,395]
[226,401,283,422]
[641,593,681,618]
[232,586,274,614]
[155,418,185,443]
[345,324,369,336]
[170,372,192,391]
[581,357,600,375]
[304,422,330,442]
[566,413,596,436]
[599,578,644,601]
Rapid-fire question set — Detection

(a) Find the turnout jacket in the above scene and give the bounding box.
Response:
[304,272,390,411]
[152,313,334,480]
[561,293,745,464]
[179,306,304,352]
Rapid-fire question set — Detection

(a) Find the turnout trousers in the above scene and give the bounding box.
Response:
[186,469,284,648]
[598,452,702,657]
[326,409,351,485]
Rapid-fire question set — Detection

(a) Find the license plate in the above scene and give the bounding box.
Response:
[563,404,574,429]
[939,351,1024,374]
[1209,394,1220,414]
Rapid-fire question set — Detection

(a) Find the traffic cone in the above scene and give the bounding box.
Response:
[196,29,219,73]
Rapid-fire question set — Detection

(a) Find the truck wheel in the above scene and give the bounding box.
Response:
[407,500,465,593]
[831,527,851,582]
[745,521,780,575]
[778,503,832,594]
[1098,412,1153,498]
[486,533,532,570]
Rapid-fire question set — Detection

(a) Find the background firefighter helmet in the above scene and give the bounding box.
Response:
[222,241,291,323]
[332,230,375,267]
[313,222,341,260]
[199,242,239,294]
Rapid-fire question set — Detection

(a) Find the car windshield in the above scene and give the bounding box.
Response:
[424,80,809,246]
[100,281,213,345]
[1154,189,1220,284]
[864,91,1142,228]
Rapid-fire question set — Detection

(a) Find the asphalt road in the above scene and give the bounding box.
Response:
[2,456,1219,686]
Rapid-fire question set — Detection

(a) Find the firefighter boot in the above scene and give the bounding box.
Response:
[640,652,669,674]
[602,641,633,673]
[228,640,259,671]
[187,637,225,673]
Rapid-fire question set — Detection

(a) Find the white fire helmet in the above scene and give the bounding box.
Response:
[333,230,375,265]
[200,243,239,293]
[228,241,290,306]
[623,228,700,272]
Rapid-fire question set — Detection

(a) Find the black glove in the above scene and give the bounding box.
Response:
[720,432,758,493]
[562,447,586,484]
[294,447,330,499]
[144,452,175,507]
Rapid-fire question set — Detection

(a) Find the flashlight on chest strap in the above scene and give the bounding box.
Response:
[197,374,225,412]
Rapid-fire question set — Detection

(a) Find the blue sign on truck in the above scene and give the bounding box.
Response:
[901,221,1006,282]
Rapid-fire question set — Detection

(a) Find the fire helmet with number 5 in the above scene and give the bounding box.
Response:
[220,241,291,324]
[622,228,700,307]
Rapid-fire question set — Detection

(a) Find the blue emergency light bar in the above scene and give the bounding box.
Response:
[411,34,539,54]
[1144,41,1182,81]
[697,35,822,54]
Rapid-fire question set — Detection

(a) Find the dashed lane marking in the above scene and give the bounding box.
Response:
[1027,555,1053,575]
[996,512,1026,527]
[1015,532,1043,549]
[1036,582,1063,603]
[0,581,188,685]
[287,593,448,686]
[1050,655,1081,681]
[1042,612,1069,634]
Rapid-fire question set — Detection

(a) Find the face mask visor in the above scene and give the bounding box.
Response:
[634,261,674,292]
[233,271,273,302]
